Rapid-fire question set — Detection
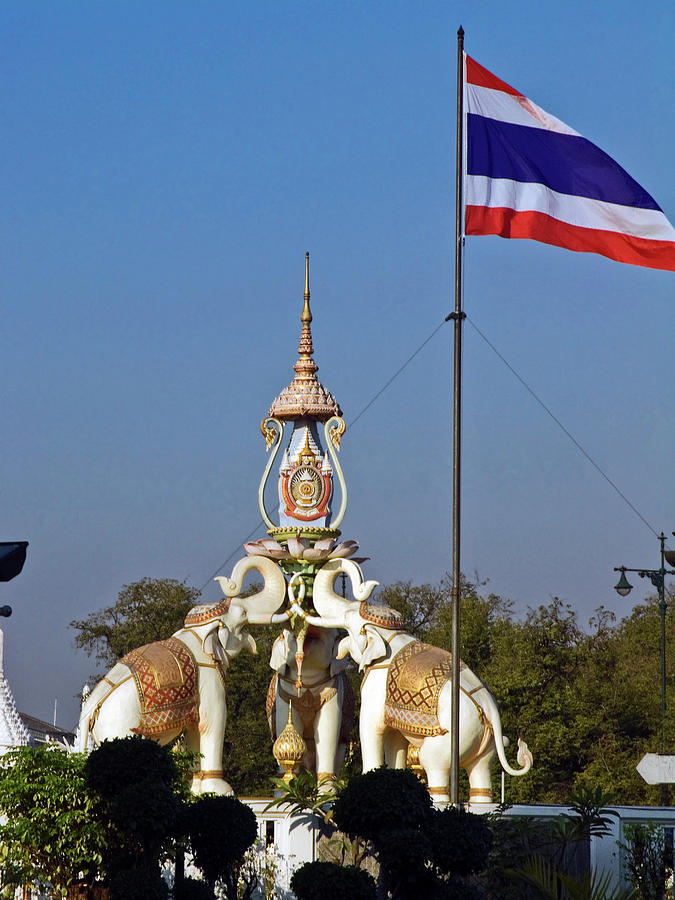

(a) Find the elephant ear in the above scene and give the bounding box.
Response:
[360,626,388,671]
[329,633,349,675]
[269,632,289,673]
[203,625,230,666]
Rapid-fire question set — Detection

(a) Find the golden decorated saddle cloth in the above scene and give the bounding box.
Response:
[384,640,482,738]
[122,636,199,736]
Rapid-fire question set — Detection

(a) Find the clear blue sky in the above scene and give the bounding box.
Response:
[2,1,673,727]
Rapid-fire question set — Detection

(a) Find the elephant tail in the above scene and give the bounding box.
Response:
[74,683,95,752]
[482,689,533,777]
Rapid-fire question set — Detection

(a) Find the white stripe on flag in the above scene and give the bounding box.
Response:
[466,175,675,241]
[466,83,580,136]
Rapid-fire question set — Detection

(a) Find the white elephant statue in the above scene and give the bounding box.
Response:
[292,559,533,805]
[267,620,354,785]
[76,555,289,795]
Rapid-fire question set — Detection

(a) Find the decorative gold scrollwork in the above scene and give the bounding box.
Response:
[324,416,347,529]
[261,417,282,451]
[258,417,284,529]
[326,415,346,450]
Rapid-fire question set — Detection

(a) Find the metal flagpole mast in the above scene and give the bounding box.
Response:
[449,25,465,808]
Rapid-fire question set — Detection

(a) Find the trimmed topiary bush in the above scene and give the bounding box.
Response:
[178,795,257,898]
[332,767,432,842]
[85,736,181,900]
[427,807,493,877]
[179,878,215,899]
[291,861,376,900]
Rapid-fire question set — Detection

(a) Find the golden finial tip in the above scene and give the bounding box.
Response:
[302,252,311,322]
[267,252,342,421]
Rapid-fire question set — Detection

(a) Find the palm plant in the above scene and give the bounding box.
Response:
[510,854,636,900]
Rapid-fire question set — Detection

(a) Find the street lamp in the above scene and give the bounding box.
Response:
[614,531,675,757]
[0,541,29,618]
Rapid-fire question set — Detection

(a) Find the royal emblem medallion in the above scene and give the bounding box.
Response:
[279,427,333,522]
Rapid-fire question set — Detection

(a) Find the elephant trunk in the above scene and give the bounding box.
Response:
[311,559,378,627]
[215,555,287,624]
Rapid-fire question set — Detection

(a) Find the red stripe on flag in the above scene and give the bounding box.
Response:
[465,206,675,271]
[465,56,523,98]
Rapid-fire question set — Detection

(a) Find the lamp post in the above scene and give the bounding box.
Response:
[0,542,29,618]
[614,531,675,766]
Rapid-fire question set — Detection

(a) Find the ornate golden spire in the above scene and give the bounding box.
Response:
[269,253,341,421]
[294,251,317,378]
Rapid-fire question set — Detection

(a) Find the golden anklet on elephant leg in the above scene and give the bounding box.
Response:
[469,787,493,801]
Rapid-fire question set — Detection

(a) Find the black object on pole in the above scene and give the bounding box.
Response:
[0,542,29,583]
[0,606,11,618]
[449,25,465,808]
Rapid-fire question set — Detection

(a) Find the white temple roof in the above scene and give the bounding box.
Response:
[0,628,30,752]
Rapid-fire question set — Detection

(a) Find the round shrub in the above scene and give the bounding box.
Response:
[178,795,257,885]
[427,807,493,877]
[85,735,178,794]
[179,878,215,899]
[107,863,169,900]
[376,826,434,883]
[333,767,432,842]
[290,861,376,900]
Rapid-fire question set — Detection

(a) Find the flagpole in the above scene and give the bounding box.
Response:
[449,24,465,809]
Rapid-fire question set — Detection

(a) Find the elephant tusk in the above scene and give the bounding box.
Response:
[247,610,294,625]
[216,555,288,621]
[297,612,345,630]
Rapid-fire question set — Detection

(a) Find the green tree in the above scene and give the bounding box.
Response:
[178,795,257,899]
[222,623,280,795]
[333,768,492,899]
[381,577,675,806]
[85,736,182,900]
[0,746,108,898]
[71,577,201,667]
[376,579,452,637]
[574,594,675,805]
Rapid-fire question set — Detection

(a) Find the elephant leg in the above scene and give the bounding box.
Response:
[359,673,387,772]
[360,721,386,772]
[183,727,203,796]
[419,735,450,805]
[384,730,408,769]
[466,750,495,807]
[314,690,341,784]
[196,681,233,796]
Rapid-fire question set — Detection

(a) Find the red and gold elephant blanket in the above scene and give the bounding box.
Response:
[384,641,467,738]
[122,637,199,736]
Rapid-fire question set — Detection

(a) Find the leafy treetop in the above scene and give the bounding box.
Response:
[71,577,201,667]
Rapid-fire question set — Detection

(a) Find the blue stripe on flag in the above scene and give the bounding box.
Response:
[467,114,660,211]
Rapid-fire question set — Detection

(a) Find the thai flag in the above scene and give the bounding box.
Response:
[464,55,675,271]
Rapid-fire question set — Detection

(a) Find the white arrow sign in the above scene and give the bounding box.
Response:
[636,753,675,784]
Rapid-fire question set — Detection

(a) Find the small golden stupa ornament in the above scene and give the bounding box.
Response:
[273,701,307,784]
